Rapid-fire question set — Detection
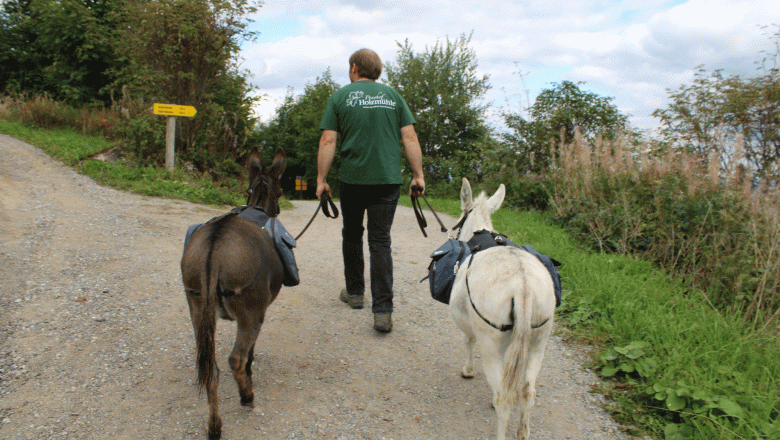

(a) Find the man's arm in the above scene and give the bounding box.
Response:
[401,124,425,196]
[316,129,338,198]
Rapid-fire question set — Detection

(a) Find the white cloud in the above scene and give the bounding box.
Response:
[665,0,748,30]
[335,5,383,23]
[242,0,780,130]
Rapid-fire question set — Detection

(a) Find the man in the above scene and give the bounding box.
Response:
[316,48,425,333]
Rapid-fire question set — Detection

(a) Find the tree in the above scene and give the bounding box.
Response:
[653,67,729,163]
[0,0,119,104]
[719,27,780,182]
[109,0,259,167]
[0,0,34,94]
[503,80,631,173]
[721,73,780,181]
[251,70,341,196]
[654,60,780,181]
[385,33,492,182]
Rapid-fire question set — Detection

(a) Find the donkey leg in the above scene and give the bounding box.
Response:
[245,343,255,378]
[461,332,477,378]
[229,322,262,407]
[493,400,511,440]
[451,300,477,379]
[516,380,534,440]
[481,348,510,440]
[185,292,223,439]
[516,367,538,440]
[517,326,552,440]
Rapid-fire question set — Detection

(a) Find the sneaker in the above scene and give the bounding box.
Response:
[373,313,392,333]
[339,289,364,309]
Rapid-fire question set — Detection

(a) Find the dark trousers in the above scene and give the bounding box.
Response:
[339,182,400,314]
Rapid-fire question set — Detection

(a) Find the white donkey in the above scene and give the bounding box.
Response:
[449,178,556,440]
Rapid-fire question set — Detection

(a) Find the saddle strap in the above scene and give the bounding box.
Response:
[464,255,550,331]
[467,275,515,331]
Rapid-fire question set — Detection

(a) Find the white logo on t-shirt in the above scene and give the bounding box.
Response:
[346,91,397,109]
[346,91,364,107]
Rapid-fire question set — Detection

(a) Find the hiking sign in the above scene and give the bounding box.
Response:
[154,103,197,172]
[153,104,197,117]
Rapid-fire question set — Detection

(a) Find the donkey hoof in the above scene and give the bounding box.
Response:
[461,369,475,379]
[208,415,222,439]
[240,394,255,407]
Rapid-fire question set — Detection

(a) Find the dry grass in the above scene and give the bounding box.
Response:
[548,131,780,332]
[3,93,123,140]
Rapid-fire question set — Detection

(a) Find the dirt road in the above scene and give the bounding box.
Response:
[0,134,633,439]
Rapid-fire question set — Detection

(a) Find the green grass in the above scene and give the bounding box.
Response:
[0,119,116,165]
[0,118,291,209]
[4,120,778,439]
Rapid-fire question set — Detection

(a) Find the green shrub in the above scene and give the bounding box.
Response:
[502,176,551,210]
[548,136,780,328]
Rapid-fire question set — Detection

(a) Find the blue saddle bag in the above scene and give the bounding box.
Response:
[427,239,471,304]
[426,231,562,307]
[263,217,299,287]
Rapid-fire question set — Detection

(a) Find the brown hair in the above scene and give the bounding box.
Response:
[349,49,382,80]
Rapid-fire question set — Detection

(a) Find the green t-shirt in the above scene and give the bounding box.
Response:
[319,81,416,185]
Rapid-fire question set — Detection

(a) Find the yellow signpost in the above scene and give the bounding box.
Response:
[153,103,197,117]
[295,177,308,198]
[154,104,197,172]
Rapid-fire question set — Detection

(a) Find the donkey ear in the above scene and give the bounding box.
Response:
[460,178,473,212]
[268,147,286,180]
[487,184,506,213]
[246,148,262,183]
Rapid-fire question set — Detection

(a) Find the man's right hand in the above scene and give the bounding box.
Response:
[316,181,330,199]
[410,177,425,197]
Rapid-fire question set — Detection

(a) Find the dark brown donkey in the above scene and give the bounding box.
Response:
[180,148,286,439]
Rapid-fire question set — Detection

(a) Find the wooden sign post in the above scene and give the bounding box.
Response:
[153,104,197,172]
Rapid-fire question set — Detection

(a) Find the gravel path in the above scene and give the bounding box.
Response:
[0,134,636,439]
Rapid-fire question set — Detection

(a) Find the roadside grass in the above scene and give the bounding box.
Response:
[0,119,115,166]
[0,119,289,208]
[79,160,245,206]
[412,192,780,440]
[4,119,778,439]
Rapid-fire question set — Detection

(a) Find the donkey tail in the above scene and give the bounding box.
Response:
[498,275,532,407]
[196,247,219,393]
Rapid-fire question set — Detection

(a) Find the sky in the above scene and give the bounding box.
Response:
[240,0,780,133]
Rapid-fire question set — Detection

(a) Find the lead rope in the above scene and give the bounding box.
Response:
[294,191,339,241]
[411,185,449,237]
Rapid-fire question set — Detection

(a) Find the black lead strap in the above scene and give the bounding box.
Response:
[411,185,448,237]
[319,192,339,219]
[411,193,428,237]
[294,191,339,241]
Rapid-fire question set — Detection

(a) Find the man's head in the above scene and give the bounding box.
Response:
[349,49,382,81]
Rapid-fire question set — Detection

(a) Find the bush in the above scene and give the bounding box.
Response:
[548,135,780,329]
[502,176,550,210]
